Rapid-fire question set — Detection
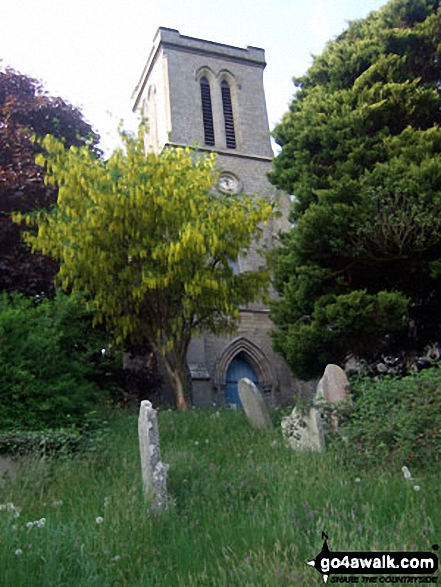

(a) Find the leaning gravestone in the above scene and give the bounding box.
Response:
[138,400,168,510]
[281,406,325,452]
[238,378,273,429]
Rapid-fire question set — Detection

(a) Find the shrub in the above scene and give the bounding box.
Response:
[0,416,111,458]
[333,367,441,469]
[0,291,123,430]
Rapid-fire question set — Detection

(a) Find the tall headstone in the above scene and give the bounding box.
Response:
[238,378,273,429]
[281,406,325,452]
[316,364,350,403]
[315,364,350,432]
[138,400,168,510]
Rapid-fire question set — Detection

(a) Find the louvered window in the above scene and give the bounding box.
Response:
[200,77,215,146]
[221,80,236,149]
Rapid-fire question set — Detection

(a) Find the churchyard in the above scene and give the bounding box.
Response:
[0,399,439,587]
[1,3,441,584]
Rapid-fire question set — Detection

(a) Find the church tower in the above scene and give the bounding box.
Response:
[133,27,308,406]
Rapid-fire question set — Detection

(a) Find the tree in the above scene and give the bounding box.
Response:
[269,0,441,378]
[19,125,274,409]
[0,67,100,296]
[0,291,114,430]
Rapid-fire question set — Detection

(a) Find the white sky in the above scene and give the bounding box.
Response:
[2,0,387,154]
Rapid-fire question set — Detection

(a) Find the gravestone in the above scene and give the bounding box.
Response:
[315,364,350,432]
[238,378,273,429]
[138,400,168,510]
[281,406,325,452]
[316,364,350,403]
[0,455,20,481]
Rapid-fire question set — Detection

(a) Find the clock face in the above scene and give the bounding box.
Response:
[217,172,240,194]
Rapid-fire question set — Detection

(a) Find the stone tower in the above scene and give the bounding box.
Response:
[132,27,308,406]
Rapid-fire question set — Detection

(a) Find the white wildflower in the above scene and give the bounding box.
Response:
[26,518,46,529]
[2,503,21,518]
[14,549,23,556]
[355,477,361,483]
[413,485,421,492]
[402,466,413,480]
[95,516,104,524]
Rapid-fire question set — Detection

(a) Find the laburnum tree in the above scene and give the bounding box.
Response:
[0,67,100,296]
[269,0,441,379]
[19,125,274,409]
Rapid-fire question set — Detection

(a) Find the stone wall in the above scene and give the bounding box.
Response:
[132,28,310,408]
[188,309,316,407]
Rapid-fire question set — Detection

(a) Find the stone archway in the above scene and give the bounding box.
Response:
[213,337,277,403]
[225,354,259,406]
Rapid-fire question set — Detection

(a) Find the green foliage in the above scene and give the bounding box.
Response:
[0,409,438,586]
[18,123,274,408]
[331,367,441,468]
[0,422,110,459]
[270,0,441,378]
[319,290,408,335]
[272,319,335,382]
[0,292,118,430]
[272,289,409,380]
[0,428,85,458]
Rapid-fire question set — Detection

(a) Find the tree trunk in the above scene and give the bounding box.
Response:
[162,352,189,411]
[172,370,188,411]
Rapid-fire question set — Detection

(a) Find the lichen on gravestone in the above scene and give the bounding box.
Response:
[138,400,169,511]
[281,406,325,452]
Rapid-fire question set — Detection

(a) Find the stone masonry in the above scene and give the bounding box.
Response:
[132,28,312,407]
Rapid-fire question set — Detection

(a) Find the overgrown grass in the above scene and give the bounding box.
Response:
[0,409,439,586]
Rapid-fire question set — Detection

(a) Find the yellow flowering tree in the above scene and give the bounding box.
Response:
[19,125,274,409]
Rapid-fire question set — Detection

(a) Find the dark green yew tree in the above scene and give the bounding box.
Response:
[269,0,441,379]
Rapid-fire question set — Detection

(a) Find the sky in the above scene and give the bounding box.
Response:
[2,0,388,154]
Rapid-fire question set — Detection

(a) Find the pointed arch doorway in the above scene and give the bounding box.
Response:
[214,337,277,408]
[225,353,259,407]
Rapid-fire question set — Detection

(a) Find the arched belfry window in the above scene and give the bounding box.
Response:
[200,77,215,146]
[221,80,236,149]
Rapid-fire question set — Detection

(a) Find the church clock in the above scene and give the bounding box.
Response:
[217,172,241,194]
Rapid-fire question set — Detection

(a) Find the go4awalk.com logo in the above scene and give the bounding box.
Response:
[307,533,439,584]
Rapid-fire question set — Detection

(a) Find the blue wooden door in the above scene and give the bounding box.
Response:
[225,356,259,407]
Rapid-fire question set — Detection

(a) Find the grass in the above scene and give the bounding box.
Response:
[0,408,439,586]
